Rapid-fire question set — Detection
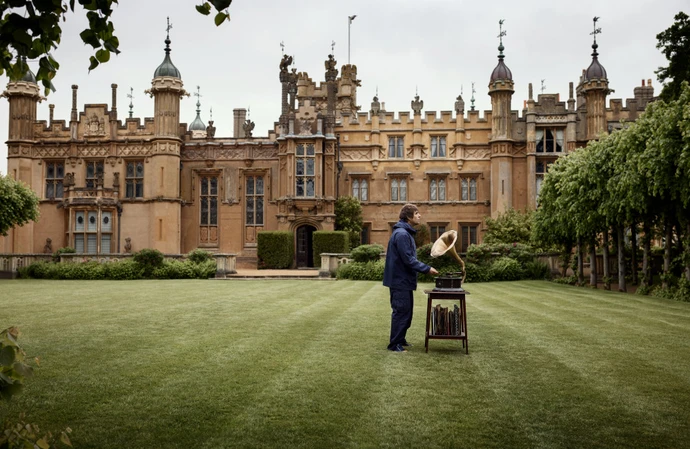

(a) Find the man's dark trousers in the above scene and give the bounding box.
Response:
[388,288,414,349]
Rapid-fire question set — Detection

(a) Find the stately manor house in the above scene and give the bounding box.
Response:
[1,28,655,268]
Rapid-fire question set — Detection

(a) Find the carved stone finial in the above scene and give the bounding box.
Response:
[206,120,216,138]
[371,95,381,115]
[279,54,293,82]
[242,119,254,138]
[43,238,52,254]
[454,94,465,115]
[411,95,423,115]
[325,54,338,81]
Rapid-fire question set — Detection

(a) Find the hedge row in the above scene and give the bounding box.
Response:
[313,231,349,265]
[257,231,294,269]
[19,258,216,280]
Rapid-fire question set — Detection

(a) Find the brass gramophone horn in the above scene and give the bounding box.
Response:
[430,230,467,282]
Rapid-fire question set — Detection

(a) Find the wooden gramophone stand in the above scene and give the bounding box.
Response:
[423,289,469,354]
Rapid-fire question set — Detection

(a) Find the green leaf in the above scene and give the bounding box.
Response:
[88,55,99,72]
[196,3,211,15]
[95,48,110,63]
[0,345,16,367]
[210,0,232,10]
[214,12,228,26]
[12,29,33,49]
[79,29,100,48]
[12,362,33,378]
[104,36,120,54]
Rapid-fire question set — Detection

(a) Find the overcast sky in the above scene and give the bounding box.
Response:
[1,0,686,174]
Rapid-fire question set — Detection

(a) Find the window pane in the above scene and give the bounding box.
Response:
[56,182,63,198]
[96,162,103,175]
[75,235,84,253]
[126,162,134,177]
[430,179,437,201]
[201,178,208,195]
[361,180,368,201]
[101,234,111,254]
[545,130,554,152]
[296,144,304,156]
[461,226,469,252]
[440,137,446,157]
[47,164,54,178]
[75,211,84,231]
[246,197,254,225]
[296,179,304,197]
[296,159,304,176]
[126,181,133,198]
[462,179,468,201]
[210,198,217,225]
[439,179,446,200]
[256,198,264,225]
[246,176,254,195]
[201,198,208,225]
[470,179,477,201]
[87,163,94,178]
[256,177,264,195]
[136,162,144,177]
[87,211,97,231]
[391,179,398,202]
[87,234,97,254]
[470,226,477,245]
[306,179,315,197]
[306,159,314,176]
[307,144,315,156]
[46,182,54,198]
[388,138,395,158]
[353,180,359,199]
[102,211,112,232]
[210,177,218,195]
[135,181,143,198]
[397,138,404,158]
[400,179,407,201]
[431,138,437,158]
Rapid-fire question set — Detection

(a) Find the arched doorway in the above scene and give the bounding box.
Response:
[295,224,316,268]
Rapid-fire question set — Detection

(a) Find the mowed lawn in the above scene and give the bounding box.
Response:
[1,279,689,449]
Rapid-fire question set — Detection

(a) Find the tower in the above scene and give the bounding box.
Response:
[581,17,610,141]
[488,20,515,217]
[147,19,186,253]
[2,57,41,252]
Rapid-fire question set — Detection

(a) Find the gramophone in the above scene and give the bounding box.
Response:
[430,230,466,292]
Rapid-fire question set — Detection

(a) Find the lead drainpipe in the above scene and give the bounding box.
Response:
[336,133,342,198]
[117,205,122,253]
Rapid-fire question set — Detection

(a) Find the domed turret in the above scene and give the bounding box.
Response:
[583,42,607,81]
[490,42,513,83]
[19,57,37,84]
[189,86,206,136]
[153,29,181,79]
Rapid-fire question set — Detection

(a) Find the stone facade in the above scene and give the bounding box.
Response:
[1,35,655,267]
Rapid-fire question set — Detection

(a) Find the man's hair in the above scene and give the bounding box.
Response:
[399,204,419,221]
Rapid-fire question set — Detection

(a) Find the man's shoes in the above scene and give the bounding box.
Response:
[402,341,413,347]
[388,344,407,352]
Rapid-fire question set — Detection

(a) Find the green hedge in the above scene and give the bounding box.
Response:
[313,231,349,265]
[350,244,384,263]
[336,260,385,281]
[257,231,294,269]
[18,258,215,280]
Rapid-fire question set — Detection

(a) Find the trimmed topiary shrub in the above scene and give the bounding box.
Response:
[187,248,213,264]
[313,231,349,265]
[257,231,294,269]
[336,259,385,281]
[133,248,165,276]
[350,244,384,263]
[490,256,524,281]
[52,246,75,262]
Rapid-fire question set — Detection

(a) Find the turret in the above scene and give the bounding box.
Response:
[488,20,515,217]
[581,17,610,141]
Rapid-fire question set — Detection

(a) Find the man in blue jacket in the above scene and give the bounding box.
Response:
[383,204,438,352]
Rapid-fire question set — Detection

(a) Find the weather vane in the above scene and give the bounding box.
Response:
[471,82,476,111]
[591,16,601,43]
[498,19,506,45]
[541,79,546,93]
[209,107,213,121]
[247,106,251,119]
[127,87,134,118]
[166,17,173,38]
[280,41,284,55]
[331,40,336,53]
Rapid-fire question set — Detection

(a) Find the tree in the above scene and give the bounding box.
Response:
[483,208,533,245]
[0,174,39,236]
[0,0,232,94]
[334,196,363,250]
[656,11,690,102]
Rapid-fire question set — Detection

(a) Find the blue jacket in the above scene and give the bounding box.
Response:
[383,220,431,291]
